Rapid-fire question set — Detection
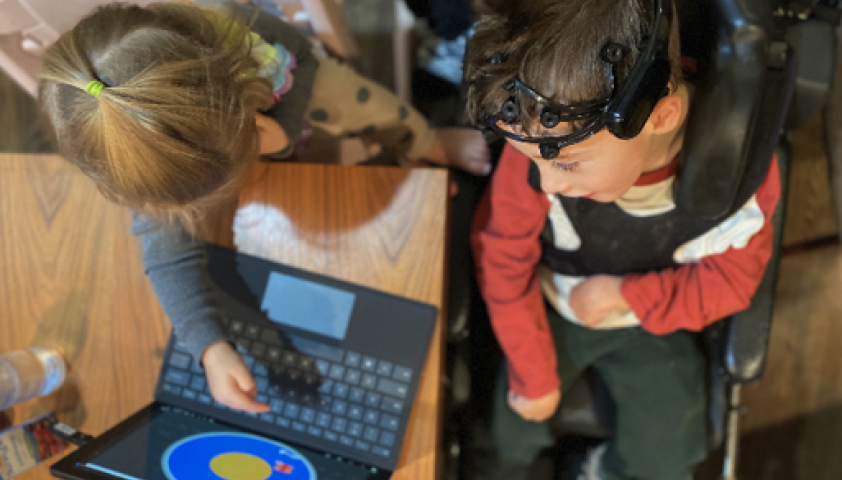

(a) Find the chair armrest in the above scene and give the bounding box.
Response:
[720,139,791,384]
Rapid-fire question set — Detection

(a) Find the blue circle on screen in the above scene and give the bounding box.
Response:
[161,432,316,480]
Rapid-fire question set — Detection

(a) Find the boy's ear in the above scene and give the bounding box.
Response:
[647,90,686,135]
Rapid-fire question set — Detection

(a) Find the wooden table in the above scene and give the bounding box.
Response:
[0,154,450,479]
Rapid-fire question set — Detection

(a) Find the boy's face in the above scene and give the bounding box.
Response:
[501,124,655,202]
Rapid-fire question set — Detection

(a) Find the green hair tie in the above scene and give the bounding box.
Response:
[85,80,104,98]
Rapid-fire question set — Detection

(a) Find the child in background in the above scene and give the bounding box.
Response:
[38,1,489,413]
[463,0,780,478]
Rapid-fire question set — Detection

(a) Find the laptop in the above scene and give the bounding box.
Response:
[51,243,438,480]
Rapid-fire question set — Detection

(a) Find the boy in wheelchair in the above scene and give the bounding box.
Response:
[462,0,781,478]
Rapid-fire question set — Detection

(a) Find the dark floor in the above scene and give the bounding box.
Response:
[2,3,842,479]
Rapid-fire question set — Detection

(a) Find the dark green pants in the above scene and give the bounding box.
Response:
[469,307,708,480]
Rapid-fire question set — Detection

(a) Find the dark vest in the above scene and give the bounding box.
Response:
[533,155,773,277]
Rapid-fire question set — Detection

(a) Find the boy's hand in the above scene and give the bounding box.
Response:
[255,113,290,155]
[508,388,561,422]
[201,341,271,414]
[569,275,630,328]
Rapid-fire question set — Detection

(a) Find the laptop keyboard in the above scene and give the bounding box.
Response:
[159,316,414,463]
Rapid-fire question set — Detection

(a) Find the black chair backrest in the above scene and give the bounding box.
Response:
[675,0,793,219]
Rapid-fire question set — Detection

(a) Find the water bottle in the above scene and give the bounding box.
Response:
[0,347,66,410]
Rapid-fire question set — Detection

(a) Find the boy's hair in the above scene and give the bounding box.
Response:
[465,0,682,132]
[39,2,274,226]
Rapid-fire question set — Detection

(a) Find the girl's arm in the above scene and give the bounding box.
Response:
[131,212,269,413]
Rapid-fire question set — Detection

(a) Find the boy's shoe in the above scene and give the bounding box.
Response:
[576,442,608,480]
[574,442,695,480]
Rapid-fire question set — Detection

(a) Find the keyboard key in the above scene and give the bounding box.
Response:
[174,341,190,354]
[344,351,362,368]
[349,387,365,404]
[230,320,245,335]
[329,364,346,380]
[250,342,266,358]
[361,374,377,389]
[315,359,330,376]
[190,376,206,392]
[376,378,409,399]
[331,400,348,416]
[307,426,322,437]
[363,410,380,425]
[339,436,354,447]
[379,431,395,447]
[363,426,380,443]
[270,399,285,414]
[324,431,339,443]
[348,405,363,420]
[376,361,393,377]
[282,351,298,367]
[348,422,363,438]
[254,362,268,377]
[317,380,334,395]
[303,374,319,388]
[365,392,382,408]
[380,414,399,431]
[284,389,299,401]
[286,370,302,383]
[191,359,203,374]
[257,394,268,404]
[276,417,291,428]
[300,408,316,423]
[244,412,258,418]
[255,376,269,392]
[298,356,314,371]
[292,422,306,433]
[182,389,197,401]
[331,417,348,433]
[355,440,370,452]
[317,396,331,410]
[301,392,316,405]
[260,413,275,423]
[267,347,282,363]
[393,366,413,383]
[360,356,377,372]
[332,382,349,399]
[284,403,301,419]
[198,394,213,404]
[169,352,191,370]
[316,413,331,428]
[344,369,361,385]
[245,324,260,339]
[372,446,392,458]
[381,397,404,414]
[260,327,282,345]
[164,369,190,387]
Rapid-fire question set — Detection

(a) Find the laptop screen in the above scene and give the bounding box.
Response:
[75,404,376,480]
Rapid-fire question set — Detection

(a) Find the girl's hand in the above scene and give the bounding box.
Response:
[569,275,630,328]
[255,113,290,155]
[201,341,271,413]
[508,388,561,422]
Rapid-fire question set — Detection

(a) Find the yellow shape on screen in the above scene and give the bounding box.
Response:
[209,452,273,480]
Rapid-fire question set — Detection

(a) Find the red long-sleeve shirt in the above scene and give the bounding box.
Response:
[471,144,781,399]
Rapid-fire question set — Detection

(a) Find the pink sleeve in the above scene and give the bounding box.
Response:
[621,158,782,335]
[471,145,559,399]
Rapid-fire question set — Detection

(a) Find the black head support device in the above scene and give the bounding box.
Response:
[482,0,674,159]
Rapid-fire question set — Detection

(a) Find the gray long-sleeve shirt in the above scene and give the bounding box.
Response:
[132,6,318,362]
